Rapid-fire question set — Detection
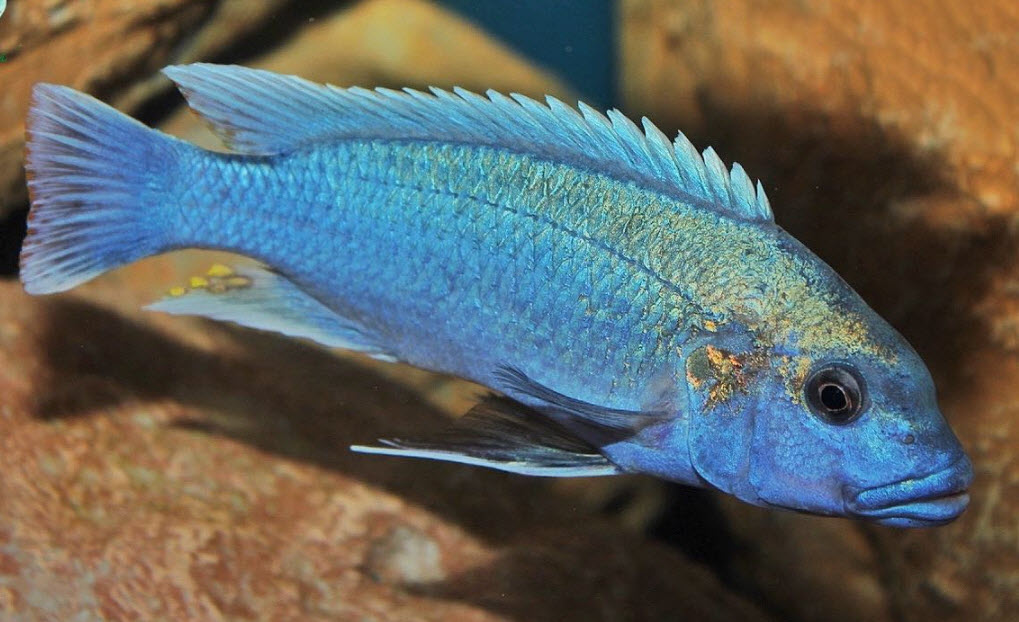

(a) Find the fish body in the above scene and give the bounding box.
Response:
[175,142,777,402]
[21,64,972,526]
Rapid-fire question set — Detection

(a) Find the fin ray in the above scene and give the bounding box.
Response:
[146,264,394,358]
[21,85,182,294]
[162,63,774,222]
[351,396,620,477]
[494,366,669,433]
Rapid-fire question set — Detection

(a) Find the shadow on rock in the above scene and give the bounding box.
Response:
[32,299,589,543]
[0,207,28,278]
[407,525,771,622]
[29,299,766,621]
[640,92,1014,621]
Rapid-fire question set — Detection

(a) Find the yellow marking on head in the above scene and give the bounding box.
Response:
[686,345,767,409]
[704,320,717,332]
[776,354,814,407]
[686,367,705,390]
[704,346,742,404]
[189,276,209,289]
[206,264,234,277]
[168,286,187,297]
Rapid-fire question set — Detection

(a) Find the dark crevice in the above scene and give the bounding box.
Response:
[644,484,738,581]
[204,0,354,67]
[87,2,214,106]
[133,0,356,128]
[0,207,27,278]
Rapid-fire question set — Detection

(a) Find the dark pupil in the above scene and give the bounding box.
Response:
[805,365,864,424]
[819,383,849,412]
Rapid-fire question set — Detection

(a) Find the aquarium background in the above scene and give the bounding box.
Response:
[0,1,1017,620]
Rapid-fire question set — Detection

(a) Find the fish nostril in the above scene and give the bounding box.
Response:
[903,433,915,445]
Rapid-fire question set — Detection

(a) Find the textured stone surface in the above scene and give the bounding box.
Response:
[622,0,1019,222]
[0,1,771,620]
[0,273,775,621]
[6,0,1019,619]
[0,0,296,217]
[621,2,1019,621]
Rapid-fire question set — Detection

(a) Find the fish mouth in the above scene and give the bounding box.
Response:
[845,454,973,527]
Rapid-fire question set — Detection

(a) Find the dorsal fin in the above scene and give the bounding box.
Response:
[163,63,775,223]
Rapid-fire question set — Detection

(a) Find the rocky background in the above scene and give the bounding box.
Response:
[0,1,1016,620]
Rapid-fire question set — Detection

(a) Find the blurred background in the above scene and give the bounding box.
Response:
[1,1,1017,620]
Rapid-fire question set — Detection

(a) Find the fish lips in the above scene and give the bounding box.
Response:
[844,454,973,527]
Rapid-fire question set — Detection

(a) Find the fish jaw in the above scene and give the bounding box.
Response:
[843,453,973,527]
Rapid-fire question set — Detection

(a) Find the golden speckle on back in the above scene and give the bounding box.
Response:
[226,276,253,289]
[206,264,234,277]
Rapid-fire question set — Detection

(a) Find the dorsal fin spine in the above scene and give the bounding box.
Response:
[673,131,711,198]
[756,181,773,220]
[163,63,775,223]
[729,163,753,213]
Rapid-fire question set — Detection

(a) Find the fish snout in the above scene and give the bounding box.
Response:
[844,453,973,527]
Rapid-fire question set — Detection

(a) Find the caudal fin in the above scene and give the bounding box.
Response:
[20,84,182,294]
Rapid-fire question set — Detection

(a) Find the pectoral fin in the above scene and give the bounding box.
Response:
[147,264,395,360]
[494,366,669,433]
[351,396,621,477]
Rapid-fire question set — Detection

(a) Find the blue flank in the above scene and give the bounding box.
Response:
[21,64,972,527]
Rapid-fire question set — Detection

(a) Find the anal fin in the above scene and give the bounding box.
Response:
[351,396,621,477]
[147,264,395,360]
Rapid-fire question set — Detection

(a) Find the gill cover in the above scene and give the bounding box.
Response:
[684,332,767,505]
[686,347,756,502]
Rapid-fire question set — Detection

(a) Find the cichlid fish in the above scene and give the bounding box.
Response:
[21,64,972,527]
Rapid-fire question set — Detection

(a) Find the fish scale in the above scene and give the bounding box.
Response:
[200,140,691,402]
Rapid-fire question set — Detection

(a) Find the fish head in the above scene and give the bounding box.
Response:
[684,313,971,527]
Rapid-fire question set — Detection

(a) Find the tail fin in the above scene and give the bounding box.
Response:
[20,84,182,294]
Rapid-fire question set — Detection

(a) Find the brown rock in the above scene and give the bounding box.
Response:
[0,0,296,217]
[621,0,1019,223]
[0,278,776,621]
[364,525,448,585]
[159,0,574,150]
[0,1,773,619]
[621,1,1019,621]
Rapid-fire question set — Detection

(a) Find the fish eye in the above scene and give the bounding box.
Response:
[804,364,865,424]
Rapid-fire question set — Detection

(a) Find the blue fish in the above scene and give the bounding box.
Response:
[21,64,972,526]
